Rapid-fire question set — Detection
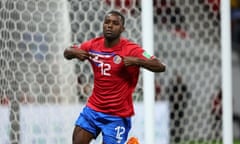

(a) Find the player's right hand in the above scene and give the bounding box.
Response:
[64,45,94,61]
[75,49,94,61]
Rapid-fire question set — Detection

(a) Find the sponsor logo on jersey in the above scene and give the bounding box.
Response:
[113,55,122,64]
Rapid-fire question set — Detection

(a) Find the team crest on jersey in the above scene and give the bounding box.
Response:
[113,55,122,64]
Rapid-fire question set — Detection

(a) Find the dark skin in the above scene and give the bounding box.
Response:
[64,13,166,144]
[64,13,165,72]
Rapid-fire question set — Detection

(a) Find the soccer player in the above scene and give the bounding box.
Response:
[64,10,166,144]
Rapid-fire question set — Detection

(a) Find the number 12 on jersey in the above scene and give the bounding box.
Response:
[99,63,111,76]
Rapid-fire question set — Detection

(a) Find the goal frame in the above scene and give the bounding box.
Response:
[220,0,233,144]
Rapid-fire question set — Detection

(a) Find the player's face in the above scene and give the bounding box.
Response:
[103,14,124,40]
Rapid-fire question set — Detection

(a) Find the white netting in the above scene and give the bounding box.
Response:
[0,0,222,144]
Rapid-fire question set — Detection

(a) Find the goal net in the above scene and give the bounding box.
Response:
[0,0,222,144]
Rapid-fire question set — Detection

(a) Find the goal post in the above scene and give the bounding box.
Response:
[220,0,233,144]
[141,0,155,144]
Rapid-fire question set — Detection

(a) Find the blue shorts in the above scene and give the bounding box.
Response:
[75,106,131,144]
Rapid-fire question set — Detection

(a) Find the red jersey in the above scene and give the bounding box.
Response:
[77,36,153,117]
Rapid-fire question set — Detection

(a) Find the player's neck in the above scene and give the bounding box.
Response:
[104,38,120,48]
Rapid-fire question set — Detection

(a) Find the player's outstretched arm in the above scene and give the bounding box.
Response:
[123,56,166,72]
[64,46,93,61]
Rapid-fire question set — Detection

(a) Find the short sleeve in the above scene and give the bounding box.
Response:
[127,43,155,60]
[74,40,92,51]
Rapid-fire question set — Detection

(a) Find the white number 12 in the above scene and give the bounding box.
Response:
[115,126,125,143]
[99,63,111,76]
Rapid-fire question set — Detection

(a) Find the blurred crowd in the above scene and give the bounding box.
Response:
[231,0,240,52]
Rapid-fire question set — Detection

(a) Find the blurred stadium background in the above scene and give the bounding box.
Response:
[0,0,240,144]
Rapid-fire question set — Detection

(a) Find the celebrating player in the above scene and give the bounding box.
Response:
[64,10,166,144]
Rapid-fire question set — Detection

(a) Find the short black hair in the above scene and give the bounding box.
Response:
[107,10,125,26]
